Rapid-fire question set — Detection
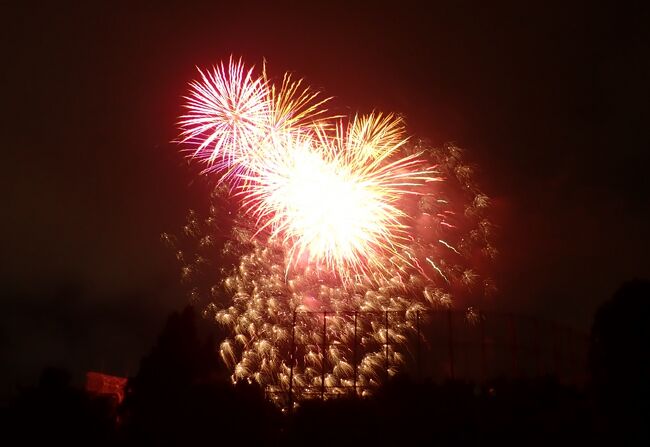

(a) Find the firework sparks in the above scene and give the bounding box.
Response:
[178,57,270,177]
[173,59,496,405]
[239,122,437,280]
[180,60,439,279]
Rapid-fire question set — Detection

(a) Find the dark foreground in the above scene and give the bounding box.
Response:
[1,373,648,446]
[3,280,648,446]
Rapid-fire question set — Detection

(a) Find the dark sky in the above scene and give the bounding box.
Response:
[1,1,648,397]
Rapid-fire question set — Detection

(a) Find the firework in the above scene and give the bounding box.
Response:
[180,60,441,279]
[179,58,331,180]
[172,59,496,405]
[238,118,438,280]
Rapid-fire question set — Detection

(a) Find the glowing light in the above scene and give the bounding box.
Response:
[239,126,435,279]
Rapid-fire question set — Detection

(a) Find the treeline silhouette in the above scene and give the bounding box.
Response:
[1,280,648,446]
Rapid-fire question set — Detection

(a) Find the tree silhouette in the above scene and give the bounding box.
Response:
[119,305,278,445]
[589,279,650,441]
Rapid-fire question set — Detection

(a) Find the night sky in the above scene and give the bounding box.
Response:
[1,1,648,397]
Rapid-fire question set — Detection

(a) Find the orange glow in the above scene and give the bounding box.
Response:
[85,371,127,403]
